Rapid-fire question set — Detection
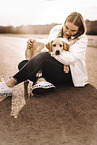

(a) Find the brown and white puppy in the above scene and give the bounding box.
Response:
[46,38,69,54]
[25,38,70,73]
[25,39,45,60]
[25,38,69,59]
[46,38,70,73]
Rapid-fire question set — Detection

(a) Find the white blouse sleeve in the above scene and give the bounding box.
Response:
[52,34,88,65]
[48,25,62,41]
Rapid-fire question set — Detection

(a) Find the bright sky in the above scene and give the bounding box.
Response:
[0,0,97,26]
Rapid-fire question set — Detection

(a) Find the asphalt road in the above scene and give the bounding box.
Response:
[0,34,97,145]
[0,34,28,116]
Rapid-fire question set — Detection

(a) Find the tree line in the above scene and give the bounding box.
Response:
[0,20,97,35]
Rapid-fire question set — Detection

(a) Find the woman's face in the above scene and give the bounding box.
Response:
[63,22,79,38]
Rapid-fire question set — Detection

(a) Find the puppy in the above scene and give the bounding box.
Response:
[46,38,70,73]
[25,39,45,60]
[25,38,70,73]
[46,38,69,54]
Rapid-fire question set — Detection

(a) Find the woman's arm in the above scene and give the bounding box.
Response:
[52,34,88,65]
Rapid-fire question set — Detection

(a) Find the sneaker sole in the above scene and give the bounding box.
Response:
[0,92,13,97]
[32,87,55,95]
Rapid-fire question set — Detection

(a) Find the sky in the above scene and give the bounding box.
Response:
[0,0,97,26]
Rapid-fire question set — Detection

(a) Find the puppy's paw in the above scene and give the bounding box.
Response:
[64,65,69,73]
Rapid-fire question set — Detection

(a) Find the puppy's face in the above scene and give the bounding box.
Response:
[51,39,63,55]
[46,38,69,55]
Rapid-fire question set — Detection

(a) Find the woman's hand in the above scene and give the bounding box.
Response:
[27,39,36,49]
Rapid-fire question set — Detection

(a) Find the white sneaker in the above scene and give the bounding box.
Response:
[0,78,13,97]
[30,80,56,95]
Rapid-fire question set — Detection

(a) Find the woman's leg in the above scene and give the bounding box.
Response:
[41,56,73,85]
[4,52,49,88]
[42,64,73,85]
[5,52,73,88]
[13,52,46,84]
[30,52,73,95]
[14,52,73,85]
[0,52,73,97]
[18,60,28,70]
[18,60,37,82]
[5,59,36,87]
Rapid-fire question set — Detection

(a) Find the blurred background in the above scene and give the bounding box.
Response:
[0,0,97,35]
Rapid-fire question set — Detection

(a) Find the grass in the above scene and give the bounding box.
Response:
[87,35,97,48]
[1,33,97,48]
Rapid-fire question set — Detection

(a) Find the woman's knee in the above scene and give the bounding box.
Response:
[18,60,28,70]
[35,52,51,61]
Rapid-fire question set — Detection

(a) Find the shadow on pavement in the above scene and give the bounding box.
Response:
[0,84,97,145]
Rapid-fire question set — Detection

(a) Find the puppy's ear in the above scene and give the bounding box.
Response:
[63,42,70,51]
[46,40,53,52]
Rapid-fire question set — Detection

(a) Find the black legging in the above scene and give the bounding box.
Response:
[13,52,73,85]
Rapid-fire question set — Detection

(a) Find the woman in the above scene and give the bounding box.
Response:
[0,12,88,97]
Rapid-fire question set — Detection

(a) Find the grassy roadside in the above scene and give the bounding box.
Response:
[87,35,97,48]
[0,34,97,48]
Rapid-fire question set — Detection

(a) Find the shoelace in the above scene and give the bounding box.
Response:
[35,81,48,86]
[1,78,5,82]
[0,78,6,89]
[31,81,54,88]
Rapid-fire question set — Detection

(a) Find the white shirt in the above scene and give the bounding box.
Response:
[47,25,88,87]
